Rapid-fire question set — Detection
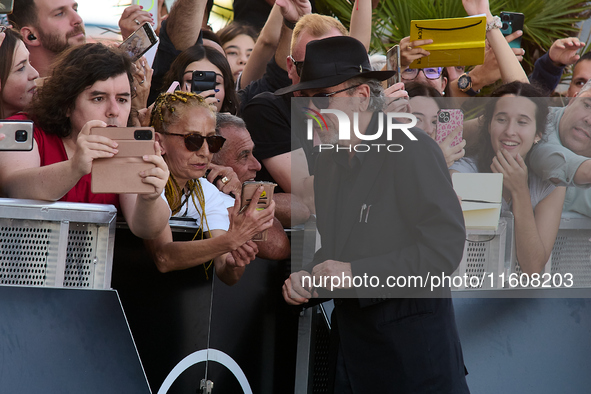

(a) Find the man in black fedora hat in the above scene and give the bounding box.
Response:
[281,36,470,393]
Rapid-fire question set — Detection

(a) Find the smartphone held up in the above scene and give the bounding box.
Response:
[436,109,463,148]
[191,71,217,94]
[120,22,158,62]
[240,181,276,241]
[0,120,33,151]
[90,127,156,194]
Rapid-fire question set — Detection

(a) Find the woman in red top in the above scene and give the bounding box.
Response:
[0,43,170,240]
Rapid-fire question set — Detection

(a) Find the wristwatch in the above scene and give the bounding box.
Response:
[457,72,480,97]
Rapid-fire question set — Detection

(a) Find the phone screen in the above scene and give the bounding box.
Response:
[120,22,158,62]
[386,45,401,87]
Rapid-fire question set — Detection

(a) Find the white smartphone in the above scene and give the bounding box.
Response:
[0,120,34,151]
[133,0,159,31]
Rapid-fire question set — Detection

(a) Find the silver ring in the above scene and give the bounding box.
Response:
[139,79,145,85]
[134,19,140,26]
[221,176,230,185]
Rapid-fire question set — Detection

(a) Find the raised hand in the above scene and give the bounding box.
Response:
[135,140,169,199]
[119,5,154,40]
[399,36,432,68]
[548,37,585,66]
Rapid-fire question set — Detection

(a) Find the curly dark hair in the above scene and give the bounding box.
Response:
[162,44,239,115]
[0,28,24,119]
[471,81,549,173]
[29,43,134,138]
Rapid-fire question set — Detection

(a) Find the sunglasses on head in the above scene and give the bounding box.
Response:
[401,67,443,81]
[303,84,362,110]
[159,131,226,153]
[289,55,304,77]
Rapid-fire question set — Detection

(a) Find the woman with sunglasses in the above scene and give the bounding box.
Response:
[0,27,39,119]
[147,91,275,283]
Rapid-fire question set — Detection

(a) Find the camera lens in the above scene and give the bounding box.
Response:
[502,15,510,21]
[502,23,509,31]
[134,129,152,140]
[15,130,28,142]
[438,112,449,123]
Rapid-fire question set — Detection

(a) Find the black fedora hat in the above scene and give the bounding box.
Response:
[275,36,395,95]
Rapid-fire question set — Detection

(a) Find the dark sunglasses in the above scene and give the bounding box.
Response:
[159,131,226,153]
[289,55,304,77]
[303,84,362,109]
[401,67,443,81]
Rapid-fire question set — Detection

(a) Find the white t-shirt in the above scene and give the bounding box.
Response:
[162,178,235,231]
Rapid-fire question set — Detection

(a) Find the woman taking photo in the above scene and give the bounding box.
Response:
[146,91,275,284]
[162,44,239,114]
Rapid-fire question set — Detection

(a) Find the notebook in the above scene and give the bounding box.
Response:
[409,15,487,68]
[452,172,503,230]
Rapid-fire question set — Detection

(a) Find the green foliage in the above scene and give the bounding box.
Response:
[315,0,591,73]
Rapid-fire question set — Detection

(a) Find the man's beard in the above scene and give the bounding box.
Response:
[37,25,86,54]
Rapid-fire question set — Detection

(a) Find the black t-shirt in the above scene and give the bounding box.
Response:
[148,20,203,105]
[232,0,273,31]
[237,56,291,115]
[241,91,316,192]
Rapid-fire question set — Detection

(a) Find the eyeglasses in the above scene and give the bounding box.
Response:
[303,84,362,109]
[159,131,226,153]
[401,67,443,81]
[289,55,304,77]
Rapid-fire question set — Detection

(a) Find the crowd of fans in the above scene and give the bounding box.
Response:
[3,0,591,390]
[1,0,589,277]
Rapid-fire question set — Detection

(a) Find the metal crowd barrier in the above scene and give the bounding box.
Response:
[453,211,591,290]
[0,198,116,289]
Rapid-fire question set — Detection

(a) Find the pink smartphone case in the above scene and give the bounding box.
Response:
[436,109,463,147]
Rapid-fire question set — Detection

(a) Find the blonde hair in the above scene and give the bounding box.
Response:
[291,14,348,56]
[150,91,214,134]
[150,91,215,224]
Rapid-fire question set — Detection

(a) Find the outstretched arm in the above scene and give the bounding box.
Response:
[0,120,117,200]
[166,0,207,51]
[349,0,372,51]
[463,0,528,83]
[145,188,274,272]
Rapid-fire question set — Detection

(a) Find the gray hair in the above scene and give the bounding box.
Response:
[216,112,246,133]
[345,77,385,111]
